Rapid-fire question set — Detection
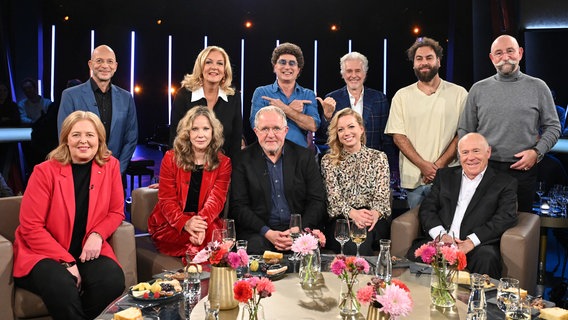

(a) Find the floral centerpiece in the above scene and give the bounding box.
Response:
[233,276,275,320]
[330,255,370,316]
[292,228,325,285]
[357,277,413,319]
[414,239,467,307]
[192,241,249,310]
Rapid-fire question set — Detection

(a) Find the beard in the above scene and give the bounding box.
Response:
[414,64,439,82]
[494,59,518,76]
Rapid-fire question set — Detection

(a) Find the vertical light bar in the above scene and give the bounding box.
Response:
[240,39,245,115]
[168,35,172,124]
[50,25,55,102]
[276,40,279,47]
[348,39,352,53]
[37,21,44,97]
[130,31,135,95]
[204,36,208,48]
[90,30,95,78]
[37,80,42,96]
[383,38,388,95]
[313,40,318,94]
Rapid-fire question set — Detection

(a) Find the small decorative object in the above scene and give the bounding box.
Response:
[193,241,249,310]
[233,276,275,320]
[414,238,467,307]
[357,277,413,320]
[292,228,325,286]
[331,255,370,316]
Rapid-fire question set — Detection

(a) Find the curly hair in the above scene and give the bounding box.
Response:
[406,37,444,61]
[180,46,235,95]
[271,42,305,70]
[173,106,224,171]
[326,108,366,166]
[48,111,111,165]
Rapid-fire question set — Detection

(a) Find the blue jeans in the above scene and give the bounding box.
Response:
[405,184,432,208]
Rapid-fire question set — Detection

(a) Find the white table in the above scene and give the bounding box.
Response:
[190,269,468,320]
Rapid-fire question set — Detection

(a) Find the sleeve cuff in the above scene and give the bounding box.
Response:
[429,226,447,240]
[260,226,270,236]
[467,234,481,247]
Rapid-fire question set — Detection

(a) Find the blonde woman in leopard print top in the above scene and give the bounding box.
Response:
[321,108,391,255]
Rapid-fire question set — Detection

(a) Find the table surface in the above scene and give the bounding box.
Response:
[96,255,536,320]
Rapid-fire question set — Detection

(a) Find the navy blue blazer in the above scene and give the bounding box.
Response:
[314,86,397,174]
[57,80,138,174]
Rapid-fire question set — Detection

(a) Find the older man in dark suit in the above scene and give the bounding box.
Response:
[230,106,326,254]
[410,133,518,278]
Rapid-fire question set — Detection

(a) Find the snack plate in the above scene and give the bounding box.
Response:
[486,295,555,315]
[152,270,210,280]
[128,280,183,303]
[248,255,288,280]
[458,277,499,292]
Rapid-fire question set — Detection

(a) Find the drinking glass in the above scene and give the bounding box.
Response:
[289,214,302,261]
[204,300,220,320]
[536,181,546,205]
[211,229,226,244]
[334,219,349,255]
[236,240,248,252]
[505,298,530,320]
[223,219,236,250]
[349,220,367,257]
[497,277,520,313]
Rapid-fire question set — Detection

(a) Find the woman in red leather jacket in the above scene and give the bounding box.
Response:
[148,106,231,257]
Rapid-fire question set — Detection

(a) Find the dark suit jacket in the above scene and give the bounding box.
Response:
[314,86,397,173]
[57,80,138,174]
[419,166,518,245]
[229,141,326,239]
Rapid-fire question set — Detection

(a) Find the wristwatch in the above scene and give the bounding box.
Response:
[532,147,544,163]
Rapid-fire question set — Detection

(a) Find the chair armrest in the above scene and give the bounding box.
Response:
[109,221,137,288]
[391,206,420,257]
[500,212,540,295]
[131,187,158,232]
[0,234,14,320]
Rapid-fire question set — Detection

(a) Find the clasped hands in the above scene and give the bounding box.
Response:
[349,208,381,231]
[184,215,207,245]
[437,234,474,254]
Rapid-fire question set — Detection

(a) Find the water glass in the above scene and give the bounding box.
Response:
[235,240,248,278]
[497,277,520,313]
[505,298,530,320]
[289,214,302,261]
[204,300,220,320]
[236,240,248,252]
[183,274,201,319]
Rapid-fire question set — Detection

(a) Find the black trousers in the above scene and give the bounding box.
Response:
[15,256,125,320]
[489,160,537,213]
[324,216,391,256]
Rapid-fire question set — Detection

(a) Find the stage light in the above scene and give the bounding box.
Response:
[245,21,253,28]
[412,26,421,35]
[134,85,141,94]
[330,24,339,31]
[157,19,162,25]
[64,16,69,21]
[170,87,175,94]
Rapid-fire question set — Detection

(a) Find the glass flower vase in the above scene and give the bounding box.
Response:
[299,247,321,286]
[430,263,458,307]
[338,279,360,316]
[241,303,265,320]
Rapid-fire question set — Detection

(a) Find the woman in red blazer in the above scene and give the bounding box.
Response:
[148,106,231,257]
[13,111,125,320]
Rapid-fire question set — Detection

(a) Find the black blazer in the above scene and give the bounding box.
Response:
[229,141,326,238]
[419,165,518,245]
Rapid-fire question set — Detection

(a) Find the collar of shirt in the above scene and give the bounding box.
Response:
[348,87,365,115]
[190,86,228,102]
[90,77,111,93]
[461,167,487,183]
[270,80,300,94]
[494,68,522,82]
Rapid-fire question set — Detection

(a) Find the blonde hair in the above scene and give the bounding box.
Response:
[48,111,111,165]
[326,108,366,166]
[180,46,235,95]
[173,106,224,171]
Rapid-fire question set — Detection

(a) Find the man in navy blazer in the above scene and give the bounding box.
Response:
[230,106,326,254]
[57,45,138,174]
[410,133,518,279]
[315,52,396,173]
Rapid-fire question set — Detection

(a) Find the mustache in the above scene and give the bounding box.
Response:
[495,59,517,67]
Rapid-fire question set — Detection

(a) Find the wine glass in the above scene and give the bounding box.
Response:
[289,214,302,261]
[223,219,236,250]
[497,277,520,313]
[211,229,226,244]
[349,220,367,257]
[334,219,349,255]
[536,181,546,206]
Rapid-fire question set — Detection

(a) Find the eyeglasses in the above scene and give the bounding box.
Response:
[93,58,116,66]
[277,59,297,67]
[258,126,285,134]
[491,48,516,58]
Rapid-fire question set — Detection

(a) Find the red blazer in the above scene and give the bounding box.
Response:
[13,157,125,277]
[148,150,231,257]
